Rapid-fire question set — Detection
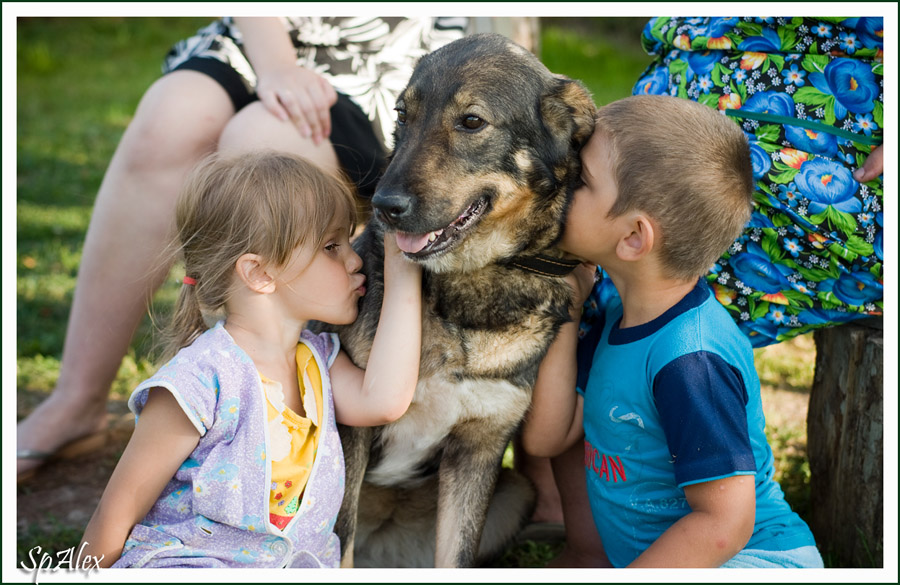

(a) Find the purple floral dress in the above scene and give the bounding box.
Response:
[113,323,345,568]
[629,17,883,347]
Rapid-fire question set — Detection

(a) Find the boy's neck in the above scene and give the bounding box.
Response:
[606,266,698,329]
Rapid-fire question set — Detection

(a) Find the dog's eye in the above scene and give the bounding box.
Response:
[459,115,486,132]
[395,108,407,126]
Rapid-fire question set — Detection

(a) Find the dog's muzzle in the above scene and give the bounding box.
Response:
[372,192,413,227]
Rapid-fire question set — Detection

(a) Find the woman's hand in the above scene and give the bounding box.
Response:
[234,17,338,145]
[255,66,337,145]
[854,144,883,183]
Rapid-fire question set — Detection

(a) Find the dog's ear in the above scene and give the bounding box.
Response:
[540,76,596,157]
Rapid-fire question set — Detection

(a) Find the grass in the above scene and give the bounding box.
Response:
[14,16,816,569]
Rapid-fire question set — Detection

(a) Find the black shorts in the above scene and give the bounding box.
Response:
[171,56,387,199]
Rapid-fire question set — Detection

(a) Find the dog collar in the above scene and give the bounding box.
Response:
[506,254,581,277]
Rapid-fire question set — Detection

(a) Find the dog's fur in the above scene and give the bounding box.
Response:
[324,33,595,567]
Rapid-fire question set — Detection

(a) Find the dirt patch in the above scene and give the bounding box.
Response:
[16,398,134,538]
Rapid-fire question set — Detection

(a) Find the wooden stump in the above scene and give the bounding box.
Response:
[807,322,883,567]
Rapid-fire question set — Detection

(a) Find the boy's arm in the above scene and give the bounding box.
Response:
[331,234,423,426]
[521,263,595,457]
[80,389,201,567]
[521,317,584,457]
[627,475,756,568]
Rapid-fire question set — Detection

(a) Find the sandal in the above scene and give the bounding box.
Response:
[17,430,108,483]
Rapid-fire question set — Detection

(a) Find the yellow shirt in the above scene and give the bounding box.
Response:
[260,343,324,531]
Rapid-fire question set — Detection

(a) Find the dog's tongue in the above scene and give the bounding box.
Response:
[395,232,432,254]
[395,227,446,254]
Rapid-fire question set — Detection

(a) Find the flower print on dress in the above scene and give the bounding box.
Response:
[808,58,878,117]
[813,22,833,38]
[829,269,883,307]
[729,242,794,294]
[742,90,796,117]
[784,125,838,157]
[794,158,860,215]
[852,17,884,50]
[207,462,239,483]
[852,113,878,135]
[739,26,785,52]
[782,64,807,86]
[635,65,670,95]
[626,17,883,346]
[232,547,259,564]
[748,142,772,179]
[240,514,265,533]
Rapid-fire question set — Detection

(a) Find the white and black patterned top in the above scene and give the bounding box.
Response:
[164,17,468,149]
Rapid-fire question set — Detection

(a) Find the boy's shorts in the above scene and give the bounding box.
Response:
[721,546,825,568]
[167,56,387,199]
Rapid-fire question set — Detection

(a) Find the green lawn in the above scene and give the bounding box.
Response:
[14,16,814,569]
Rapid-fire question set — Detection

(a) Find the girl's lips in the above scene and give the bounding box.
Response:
[355,274,367,296]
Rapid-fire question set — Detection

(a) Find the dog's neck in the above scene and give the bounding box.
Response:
[505,252,581,277]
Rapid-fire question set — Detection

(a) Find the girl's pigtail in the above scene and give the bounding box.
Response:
[161,274,207,362]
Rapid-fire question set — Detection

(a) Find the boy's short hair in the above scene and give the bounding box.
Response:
[596,95,753,280]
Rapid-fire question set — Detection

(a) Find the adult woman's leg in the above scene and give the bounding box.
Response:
[17,70,235,480]
[217,100,340,173]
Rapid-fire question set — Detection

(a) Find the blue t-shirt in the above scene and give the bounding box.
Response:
[577,275,816,567]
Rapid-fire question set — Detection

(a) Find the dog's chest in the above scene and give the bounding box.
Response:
[364,375,531,486]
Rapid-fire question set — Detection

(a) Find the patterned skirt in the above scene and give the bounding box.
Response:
[629,17,884,347]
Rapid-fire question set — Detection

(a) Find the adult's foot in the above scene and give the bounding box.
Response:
[16,391,109,482]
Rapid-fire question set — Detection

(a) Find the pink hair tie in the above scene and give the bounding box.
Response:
[182,276,197,286]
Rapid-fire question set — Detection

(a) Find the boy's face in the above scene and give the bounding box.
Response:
[559,131,621,264]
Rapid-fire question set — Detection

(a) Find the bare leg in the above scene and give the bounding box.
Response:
[17,71,235,478]
[218,101,340,173]
[547,441,611,568]
[514,437,563,524]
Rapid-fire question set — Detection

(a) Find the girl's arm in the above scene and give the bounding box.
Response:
[331,233,423,426]
[80,389,200,567]
[233,17,337,144]
[627,475,756,567]
[520,263,595,457]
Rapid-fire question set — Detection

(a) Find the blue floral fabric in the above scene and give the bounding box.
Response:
[628,17,883,347]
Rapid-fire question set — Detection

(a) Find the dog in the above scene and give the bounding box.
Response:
[324,33,595,567]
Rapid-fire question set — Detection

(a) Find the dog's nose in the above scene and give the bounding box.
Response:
[372,192,413,224]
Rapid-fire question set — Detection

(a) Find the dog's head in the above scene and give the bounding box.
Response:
[372,33,596,273]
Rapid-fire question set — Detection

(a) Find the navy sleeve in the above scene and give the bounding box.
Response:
[652,351,756,486]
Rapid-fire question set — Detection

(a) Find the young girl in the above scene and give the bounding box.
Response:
[80,151,423,568]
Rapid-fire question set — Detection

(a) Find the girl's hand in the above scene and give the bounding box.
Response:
[383,232,422,283]
[255,66,337,145]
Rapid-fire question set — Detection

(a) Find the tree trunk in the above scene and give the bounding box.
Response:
[807,322,883,567]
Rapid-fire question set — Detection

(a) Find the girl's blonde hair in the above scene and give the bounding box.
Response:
[163,150,356,359]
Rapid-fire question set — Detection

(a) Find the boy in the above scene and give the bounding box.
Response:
[522,95,823,568]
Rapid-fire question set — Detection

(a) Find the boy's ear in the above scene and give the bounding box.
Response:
[616,214,655,262]
[234,253,276,294]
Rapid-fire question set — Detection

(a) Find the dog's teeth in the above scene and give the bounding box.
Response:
[428,233,437,242]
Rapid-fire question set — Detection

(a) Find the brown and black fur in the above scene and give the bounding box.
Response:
[321,33,595,567]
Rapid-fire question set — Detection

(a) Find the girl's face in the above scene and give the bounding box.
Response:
[274,217,366,325]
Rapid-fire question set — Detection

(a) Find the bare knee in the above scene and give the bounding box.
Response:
[115,71,235,177]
